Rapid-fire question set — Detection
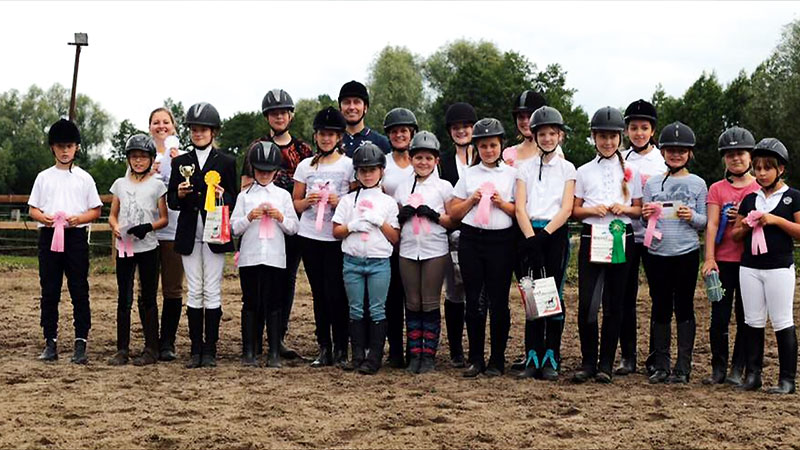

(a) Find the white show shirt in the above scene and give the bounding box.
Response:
[332,187,400,259]
[231,182,299,269]
[575,155,642,226]
[453,162,517,230]
[623,147,665,242]
[293,155,354,241]
[28,166,103,229]
[754,184,789,212]
[394,173,454,260]
[382,153,414,198]
[518,155,577,221]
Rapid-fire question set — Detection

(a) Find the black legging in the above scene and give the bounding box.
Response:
[459,225,516,371]
[300,237,349,351]
[577,223,634,375]
[646,250,699,325]
[709,261,747,371]
[618,242,645,362]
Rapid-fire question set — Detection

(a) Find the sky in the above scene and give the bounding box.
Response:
[2,1,799,135]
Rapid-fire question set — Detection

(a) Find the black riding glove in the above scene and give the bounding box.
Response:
[398,205,418,225]
[127,223,154,240]
[415,205,441,224]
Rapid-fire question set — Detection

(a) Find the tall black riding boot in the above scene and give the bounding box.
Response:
[185,307,204,369]
[768,326,797,395]
[266,310,282,368]
[159,298,182,361]
[241,309,257,367]
[359,320,387,375]
[444,301,466,368]
[201,308,222,368]
[109,307,131,365]
[133,306,160,366]
[668,318,696,384]
[703,325,728,385]
[345,319,366,371]
[736,325,764,392]
[647,321,671,384]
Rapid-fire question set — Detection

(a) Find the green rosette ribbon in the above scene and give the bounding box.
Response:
[609,219,626,264]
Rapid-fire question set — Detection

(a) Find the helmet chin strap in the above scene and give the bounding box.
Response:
[761,170,784,191]
[631,142,650,154]
[661,162,687,191]
[345,110,366,128]
[193,142,212,151]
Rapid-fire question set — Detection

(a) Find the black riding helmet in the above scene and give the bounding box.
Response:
[511,90,547,119]
[624,99,657,125]
[718,127,756,155]
[352,143,387,168]
[261,89,295,115]
[383,108,418,133]
[249,141,283,172]
[313,107,347,132]
[338,80,370,106]
[591,106,625,132]
[408,131,440,157]
[659,122,696,148]
[48,118,81,145]
[185,102,221,129]
[444,102,477,128]
[125,134,156,157]
[752,138,789,165]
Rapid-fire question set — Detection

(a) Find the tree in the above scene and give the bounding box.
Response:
[0,84,113,193]
[366,46,428,131]
[163,98,190,146]
[290,94,337,145]
[110,119,146,162]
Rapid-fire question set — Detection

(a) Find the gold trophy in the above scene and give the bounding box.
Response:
[179,165,195,186]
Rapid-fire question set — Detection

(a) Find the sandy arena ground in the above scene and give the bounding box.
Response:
[1,261,799,450]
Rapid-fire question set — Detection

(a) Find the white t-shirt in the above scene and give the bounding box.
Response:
[622,147,665,242]
[382,153,414,198]
[517,155,577,221]
[28,166,103,229]
[109,175,168,253]
[453,162,517,230]
[332,187,400,259]
[293,155,354,241]
[575,155,643,226]
[231,182,299,269]
[394,173,454,260]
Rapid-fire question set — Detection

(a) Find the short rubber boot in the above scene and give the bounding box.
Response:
[185,307,204,369]
[444,301,466,368]
[39,338,58,361]
[595,371,613,384]
[359,320,387,375]
[406,309,423,374]
[241,309,257,367]
[614,357,636,376]
[333,344,348,369]
[540,349,559,381]
[201,308,222,368]
[159,298,182,361]
[108,349,129,366]
[71,339,88,365]
[419,309,440,374]
[311,345,333,368]
[667,319,695,384]
[133,306,160,366]
[571,368,595,384]
[702,366,727,385]
[736,326,764,392]
[266,310,282,368]
[767,326,797,395]
[345,319,366,371]
[517,350,540,379]
[725,365,745,386]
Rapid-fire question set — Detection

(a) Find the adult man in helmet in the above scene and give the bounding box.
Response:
[338,80,391,157]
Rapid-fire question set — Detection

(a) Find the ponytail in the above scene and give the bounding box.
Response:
[616,150,629,201]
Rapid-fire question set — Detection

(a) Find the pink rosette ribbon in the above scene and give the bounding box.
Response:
[234,251,240,266]
[643,202,663,248]
[116,225,134,258]
[314,182,330,231]
[50,211,68,253]
[475,182,496,226]
[357,199,374,241]
[744,210,768,255]
[503,147,517,167]
[259,203,275,240]
[407,193,431,235]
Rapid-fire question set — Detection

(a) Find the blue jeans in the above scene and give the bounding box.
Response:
[343,255,391,321]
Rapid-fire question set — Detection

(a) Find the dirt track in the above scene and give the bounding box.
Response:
[1,263,799,450]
